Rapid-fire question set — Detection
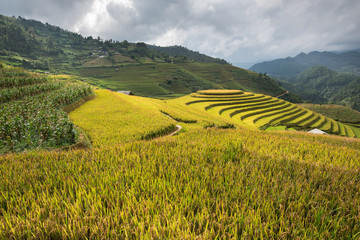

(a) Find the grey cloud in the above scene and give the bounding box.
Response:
[0,0,94,30]
[89,0,360,62]
[1,0,360,64]
[103,0,191,41]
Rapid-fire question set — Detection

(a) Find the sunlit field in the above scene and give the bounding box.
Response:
[1,84,360,238]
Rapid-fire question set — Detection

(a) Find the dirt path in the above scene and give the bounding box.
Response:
[160,112,183,137]
[275,91,289,98]
[169,125,182,136]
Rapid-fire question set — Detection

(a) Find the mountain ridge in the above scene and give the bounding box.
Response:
[249,50,360,79]
[147,45,229,65]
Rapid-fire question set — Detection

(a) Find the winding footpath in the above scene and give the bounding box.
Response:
[169,125,182,136]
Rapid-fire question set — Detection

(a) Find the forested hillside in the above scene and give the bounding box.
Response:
[147,45,228,64]
[0,15,196,70]
[249,51,360,111]
[281,66,360,111]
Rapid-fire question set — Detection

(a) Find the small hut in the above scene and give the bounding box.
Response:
[117,91,133,95]
[308,129,328,135]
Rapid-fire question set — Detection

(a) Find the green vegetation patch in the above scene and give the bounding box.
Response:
[75,62,287,98]
[0,64,93,154]
[159,69,219,94]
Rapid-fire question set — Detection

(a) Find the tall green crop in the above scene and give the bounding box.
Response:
[0,65,93,154]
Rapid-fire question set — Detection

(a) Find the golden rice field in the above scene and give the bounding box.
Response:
[179,89,360,138]
[69,90,177,147]
[1,88,360,238]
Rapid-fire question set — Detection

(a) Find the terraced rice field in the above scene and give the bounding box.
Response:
[184,89,360,138]
[2,84,360,238]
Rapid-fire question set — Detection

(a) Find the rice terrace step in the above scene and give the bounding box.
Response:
[184,89,359,138]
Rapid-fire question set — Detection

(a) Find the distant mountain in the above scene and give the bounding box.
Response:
[282,66,360,111]
[147,45,228,64]
[249,50,360,79]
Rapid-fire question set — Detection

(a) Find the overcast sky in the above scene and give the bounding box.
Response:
[1,0,360,67]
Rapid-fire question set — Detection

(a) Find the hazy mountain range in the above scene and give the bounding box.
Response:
[249,50,360,79]
[250,51,360,111]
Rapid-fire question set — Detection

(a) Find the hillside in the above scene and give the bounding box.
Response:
[249,50,360,79]
[250,50,360,110]
[76,62,290,97]
[1,87,360,238]
[281,66,360,111]
[0,14,290,98]
[147,45,229,64]
[0,15,231,69]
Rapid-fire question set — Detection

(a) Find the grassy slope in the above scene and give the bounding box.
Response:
[179,63,280,95]
[75,62,285,98]
[76,64,176,96]
[1,90,360,238]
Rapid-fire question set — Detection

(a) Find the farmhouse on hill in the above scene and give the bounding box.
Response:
[117,91,133,95]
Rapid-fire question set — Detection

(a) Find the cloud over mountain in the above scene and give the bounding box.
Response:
[1,0,360,65]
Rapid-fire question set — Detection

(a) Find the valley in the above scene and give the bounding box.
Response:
[250,53,360,111]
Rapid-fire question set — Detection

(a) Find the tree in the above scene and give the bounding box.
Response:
[120,40,130,48]
[46,38,54,51]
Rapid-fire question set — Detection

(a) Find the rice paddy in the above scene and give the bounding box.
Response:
[1,84,360,238]
[69,90,177,147]
[181,89,360,138]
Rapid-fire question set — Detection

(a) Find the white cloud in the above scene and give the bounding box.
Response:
[151,28,187,46]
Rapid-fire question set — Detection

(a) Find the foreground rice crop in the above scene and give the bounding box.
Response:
[1,86,360,238]
[0,128,359,239]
